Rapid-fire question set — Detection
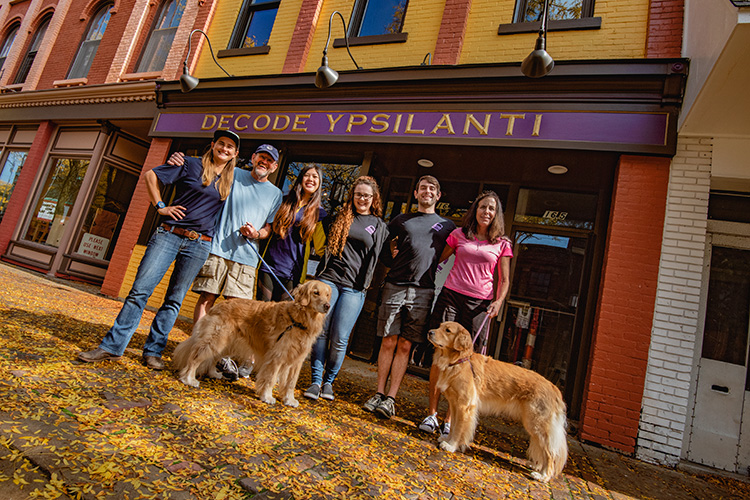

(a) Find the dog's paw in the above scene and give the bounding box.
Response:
[179,377,199,388]
[439,441,457,453]
[207,369,223,379]
[437,434,449,443]
[283,397,299,408]
[530,471,550,483]
[260,395,277,405]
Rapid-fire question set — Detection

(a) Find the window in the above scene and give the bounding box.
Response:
[228,0,279,49]
[14,15,51,84]
[0,24,19,73]
[135,0,186,73]
[350,0,409,37]
[499,0,600,34]
[67,3,113,79]
[0,150,27,223]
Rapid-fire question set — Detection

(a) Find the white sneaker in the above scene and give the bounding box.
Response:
[419,413,439,433]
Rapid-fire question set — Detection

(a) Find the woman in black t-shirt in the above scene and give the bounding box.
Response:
[304,176,388,401]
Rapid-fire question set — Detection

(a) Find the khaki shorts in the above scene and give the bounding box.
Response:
[192,254,256,299]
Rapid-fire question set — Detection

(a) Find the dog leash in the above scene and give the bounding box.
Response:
[244,235,295,301]
[472,313,491,356]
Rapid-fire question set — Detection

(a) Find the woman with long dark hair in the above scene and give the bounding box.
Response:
[304,176,389,401]
[258,164,327,301]
[418,190,513,435]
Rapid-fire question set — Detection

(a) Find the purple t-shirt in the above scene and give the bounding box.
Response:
[151,156,225,237]
[443,228,513,300]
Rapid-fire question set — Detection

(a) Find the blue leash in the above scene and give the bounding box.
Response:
[244,235,295,301]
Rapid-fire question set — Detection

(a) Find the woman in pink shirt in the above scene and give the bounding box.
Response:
[418,190,513,436]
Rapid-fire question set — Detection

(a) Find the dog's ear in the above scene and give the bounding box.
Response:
[453,327,473,353]
[294,282,311,307]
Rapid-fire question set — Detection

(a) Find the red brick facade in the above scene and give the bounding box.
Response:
[580,155,670,453]
[282,0,324,74]
[646,0,684,58]
[433,0,473,65]
[100,137,171,297]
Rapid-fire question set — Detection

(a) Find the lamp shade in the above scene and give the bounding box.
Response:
[315,56,339,89]
[180,72,199,93]
[521,37,554,78]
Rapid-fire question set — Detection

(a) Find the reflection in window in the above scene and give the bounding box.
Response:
[229,0,280,48]
[136,0,187,73]
[285,162,360,217]
[515,0,592,22]
[514,188,597,229]
[14,15,51,84]
[73,163,138,261]
[25,158,90,248]
[68,3,113,79]
[435,181,480,222]
[0,24,19,72]
[0,150,27,222]
[351,0,409,37]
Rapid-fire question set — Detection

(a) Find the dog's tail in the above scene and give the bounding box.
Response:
[548,406,568,479]
[172,335,195,371]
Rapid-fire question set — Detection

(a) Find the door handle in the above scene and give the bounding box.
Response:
[711,384,729,394]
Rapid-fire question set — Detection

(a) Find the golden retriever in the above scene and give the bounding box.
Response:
[172,280,331,407]
[428,321,568,482]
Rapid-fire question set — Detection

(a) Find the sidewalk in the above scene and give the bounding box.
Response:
[0,262,747,499]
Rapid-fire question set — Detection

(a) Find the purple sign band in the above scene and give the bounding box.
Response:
[153,110,668,147]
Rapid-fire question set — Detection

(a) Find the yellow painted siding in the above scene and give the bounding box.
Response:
[460,0,649,65]
[195,0,305,78]
[303,0,445,73]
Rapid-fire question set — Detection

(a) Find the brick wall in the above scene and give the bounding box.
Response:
[636,137,711,465]
[100,137,171,297]
[580,154,670,454]
[433,0,473,65]
[0,122,53,255]
[646,0,684,58]
[282,0,324,74]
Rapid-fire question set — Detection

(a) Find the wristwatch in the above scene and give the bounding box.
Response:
[156,201,166,210]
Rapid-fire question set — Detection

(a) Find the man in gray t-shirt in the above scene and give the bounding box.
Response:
[362,175,455,420]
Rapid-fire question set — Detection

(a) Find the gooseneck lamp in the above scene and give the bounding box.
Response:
[521,0,555,78]
[180,29,233,93]
[315,11,362,89]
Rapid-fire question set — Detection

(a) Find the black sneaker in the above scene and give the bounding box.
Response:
[363,393,383,412]
[304,383,321,400]
[238,361,254,378]
[375,397,395,419]
[320,383,335,401]
[216,357,239,382]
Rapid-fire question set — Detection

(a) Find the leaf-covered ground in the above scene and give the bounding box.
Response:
[0,263,748,499]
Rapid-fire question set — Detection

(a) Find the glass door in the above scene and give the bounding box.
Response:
[497,230,589,396]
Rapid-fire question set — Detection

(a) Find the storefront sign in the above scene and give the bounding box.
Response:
[152,110,669,149]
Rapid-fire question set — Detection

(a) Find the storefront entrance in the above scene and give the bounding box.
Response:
[687,235,750,473]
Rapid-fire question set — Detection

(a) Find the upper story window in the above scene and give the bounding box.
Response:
[515,0,593,22]
[0,24,19,73]
[67,3,113,79]
[351,0,409,37]
[229,0,280,49]
[135,0,186,73]
[14,15,51,84]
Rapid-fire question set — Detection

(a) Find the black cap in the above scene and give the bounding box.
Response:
[213,129,240,149]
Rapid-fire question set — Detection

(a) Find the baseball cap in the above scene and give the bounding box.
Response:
[213,129,240,149]
[254,143,279,162]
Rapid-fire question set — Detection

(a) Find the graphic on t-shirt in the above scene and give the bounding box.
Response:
[431,222,444,232]
[365,225,376,235]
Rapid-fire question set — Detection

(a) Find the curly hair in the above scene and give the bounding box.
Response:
[461,190,505,244]
[272,164,323,241]
[327,176,382,257]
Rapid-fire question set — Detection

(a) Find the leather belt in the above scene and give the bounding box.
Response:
[161,223,211,242]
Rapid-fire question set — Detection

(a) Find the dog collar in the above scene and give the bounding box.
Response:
[276,316,309,343]
[448,356,471,367]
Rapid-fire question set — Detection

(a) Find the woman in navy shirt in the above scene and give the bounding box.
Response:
[78,130,239,371]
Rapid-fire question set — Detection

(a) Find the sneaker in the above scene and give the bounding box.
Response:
[419,414,439,433]
[441,421,451,438]
[375,397,395,419]
[320,383,335,401]
[363,393,383,412]
[303,384,320,400]
[216,357,239,382]
[238,361,254,378]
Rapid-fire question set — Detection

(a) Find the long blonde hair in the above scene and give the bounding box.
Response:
[327,176,382,257]
[200,149,235,200]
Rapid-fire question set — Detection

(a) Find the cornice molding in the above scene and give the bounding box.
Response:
[0,81,157,110]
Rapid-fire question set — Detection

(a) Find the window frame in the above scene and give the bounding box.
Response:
[67,3,114,80]
[499,0,601,35]
[221,0,280,56]
[13,14,52,85]
[0,23,19,73]
[134,0,187,74]
[334,0,410,47]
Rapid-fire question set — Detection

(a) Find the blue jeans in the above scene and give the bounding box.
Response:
[310,279,366,386]
[99,227,210,357]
